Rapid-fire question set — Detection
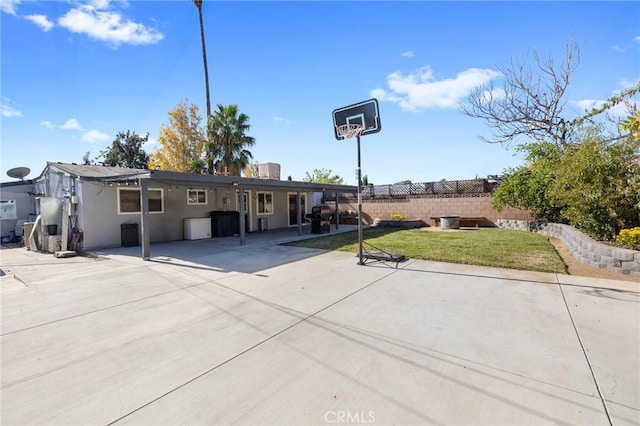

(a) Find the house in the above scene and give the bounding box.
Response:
[1,162,357,259]
[0,179,36,242]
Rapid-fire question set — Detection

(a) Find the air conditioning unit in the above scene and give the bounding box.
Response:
[258,163,281,180]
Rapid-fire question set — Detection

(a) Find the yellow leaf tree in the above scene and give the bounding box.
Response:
[149,100,206,172]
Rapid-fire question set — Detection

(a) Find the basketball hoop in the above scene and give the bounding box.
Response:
[337,123,363,140]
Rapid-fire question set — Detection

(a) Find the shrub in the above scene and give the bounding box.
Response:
[390,213,405,220]
[616,227,640,250]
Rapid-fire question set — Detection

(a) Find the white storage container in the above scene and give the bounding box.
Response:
[184,218,211,240]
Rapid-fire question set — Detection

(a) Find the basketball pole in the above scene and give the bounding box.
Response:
[357,132,364,265]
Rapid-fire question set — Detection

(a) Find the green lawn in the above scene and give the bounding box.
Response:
[283,227,567,274]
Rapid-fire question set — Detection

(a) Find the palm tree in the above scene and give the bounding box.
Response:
[207,104,255,176]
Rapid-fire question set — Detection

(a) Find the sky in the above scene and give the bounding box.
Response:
[1,0,639,186]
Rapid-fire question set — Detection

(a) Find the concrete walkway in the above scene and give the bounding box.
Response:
[1,233,638,425]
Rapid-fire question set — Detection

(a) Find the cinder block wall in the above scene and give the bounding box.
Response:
[498,220,640,279]
[339,194,532,226]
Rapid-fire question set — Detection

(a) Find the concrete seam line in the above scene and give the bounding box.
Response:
[0,280,212,336]
[106,268,401,425]
[557,279,614,426]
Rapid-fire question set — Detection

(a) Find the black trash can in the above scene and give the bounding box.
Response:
[210,211,241,237]
[210,211,231,237]
[121,223,139,247]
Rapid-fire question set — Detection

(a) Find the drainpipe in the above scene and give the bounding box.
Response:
[296,191,302,236]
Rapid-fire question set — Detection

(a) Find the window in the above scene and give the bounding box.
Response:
[0,200,17,220]
[187,189,207,205]
[257,192,273,215]
[118,188,164,214]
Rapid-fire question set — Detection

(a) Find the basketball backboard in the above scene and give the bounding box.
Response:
[332,98,381,140]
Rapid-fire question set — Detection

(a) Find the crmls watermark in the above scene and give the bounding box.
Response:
[324,410,376,424]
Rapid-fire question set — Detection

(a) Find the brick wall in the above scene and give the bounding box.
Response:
[338,194,533,226]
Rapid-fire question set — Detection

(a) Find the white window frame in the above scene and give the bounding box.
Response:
[236,190,250,214]
[256,191,274,215]
[187,188,208,205]
[117,187,164,215]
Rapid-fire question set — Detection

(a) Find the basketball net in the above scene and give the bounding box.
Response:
[337,123,363,140]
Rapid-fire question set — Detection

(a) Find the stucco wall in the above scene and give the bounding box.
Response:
[339,194,532,226]
[497,220,640,279]
[78,182,311,250]
[0,181,36,238]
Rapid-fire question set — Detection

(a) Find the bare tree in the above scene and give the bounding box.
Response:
[461,42,580,147]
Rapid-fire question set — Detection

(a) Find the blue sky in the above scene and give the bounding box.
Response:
[2,1,639,185]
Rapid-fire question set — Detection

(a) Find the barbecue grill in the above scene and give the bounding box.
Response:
[306,205,332,234]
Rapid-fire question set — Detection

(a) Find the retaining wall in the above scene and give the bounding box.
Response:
[497,219,640,279]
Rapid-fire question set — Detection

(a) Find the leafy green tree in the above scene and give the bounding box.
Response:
[149,100,206,172]
[620,110,640,139]
[492,142,565,222]
[491,77,640,240]
[187,158,207,174]
[99,130,150,169]
[302,168,344,184]
[551,130,640,240]
[207,104,255,176]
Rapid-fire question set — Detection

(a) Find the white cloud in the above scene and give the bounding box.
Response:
[82,129,110,143]
[572,99,601,112]
[634,35,640,43]
[40,117,110,142]
[59,118,83,130]
[143,135,158,150]
[611,45,625,53]
[41,118,83,130]
[401,51,415,58]
[25,14,54,31]
[1,97,22,117]
[571,97,630,118]
[57,1,164,47]
[272,116,291,124]
[372,66,502,111]
[1,0,20,15]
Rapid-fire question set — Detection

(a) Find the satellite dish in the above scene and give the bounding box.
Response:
[6,167,31,181]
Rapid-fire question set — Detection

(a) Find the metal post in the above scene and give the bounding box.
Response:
[296,191,302,236]
[238,187,246,245]
[357,134,364,265]
[335,191,339,230]
[140,179,150,260]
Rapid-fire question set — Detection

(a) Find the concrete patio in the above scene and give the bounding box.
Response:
[1,229,638,425]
